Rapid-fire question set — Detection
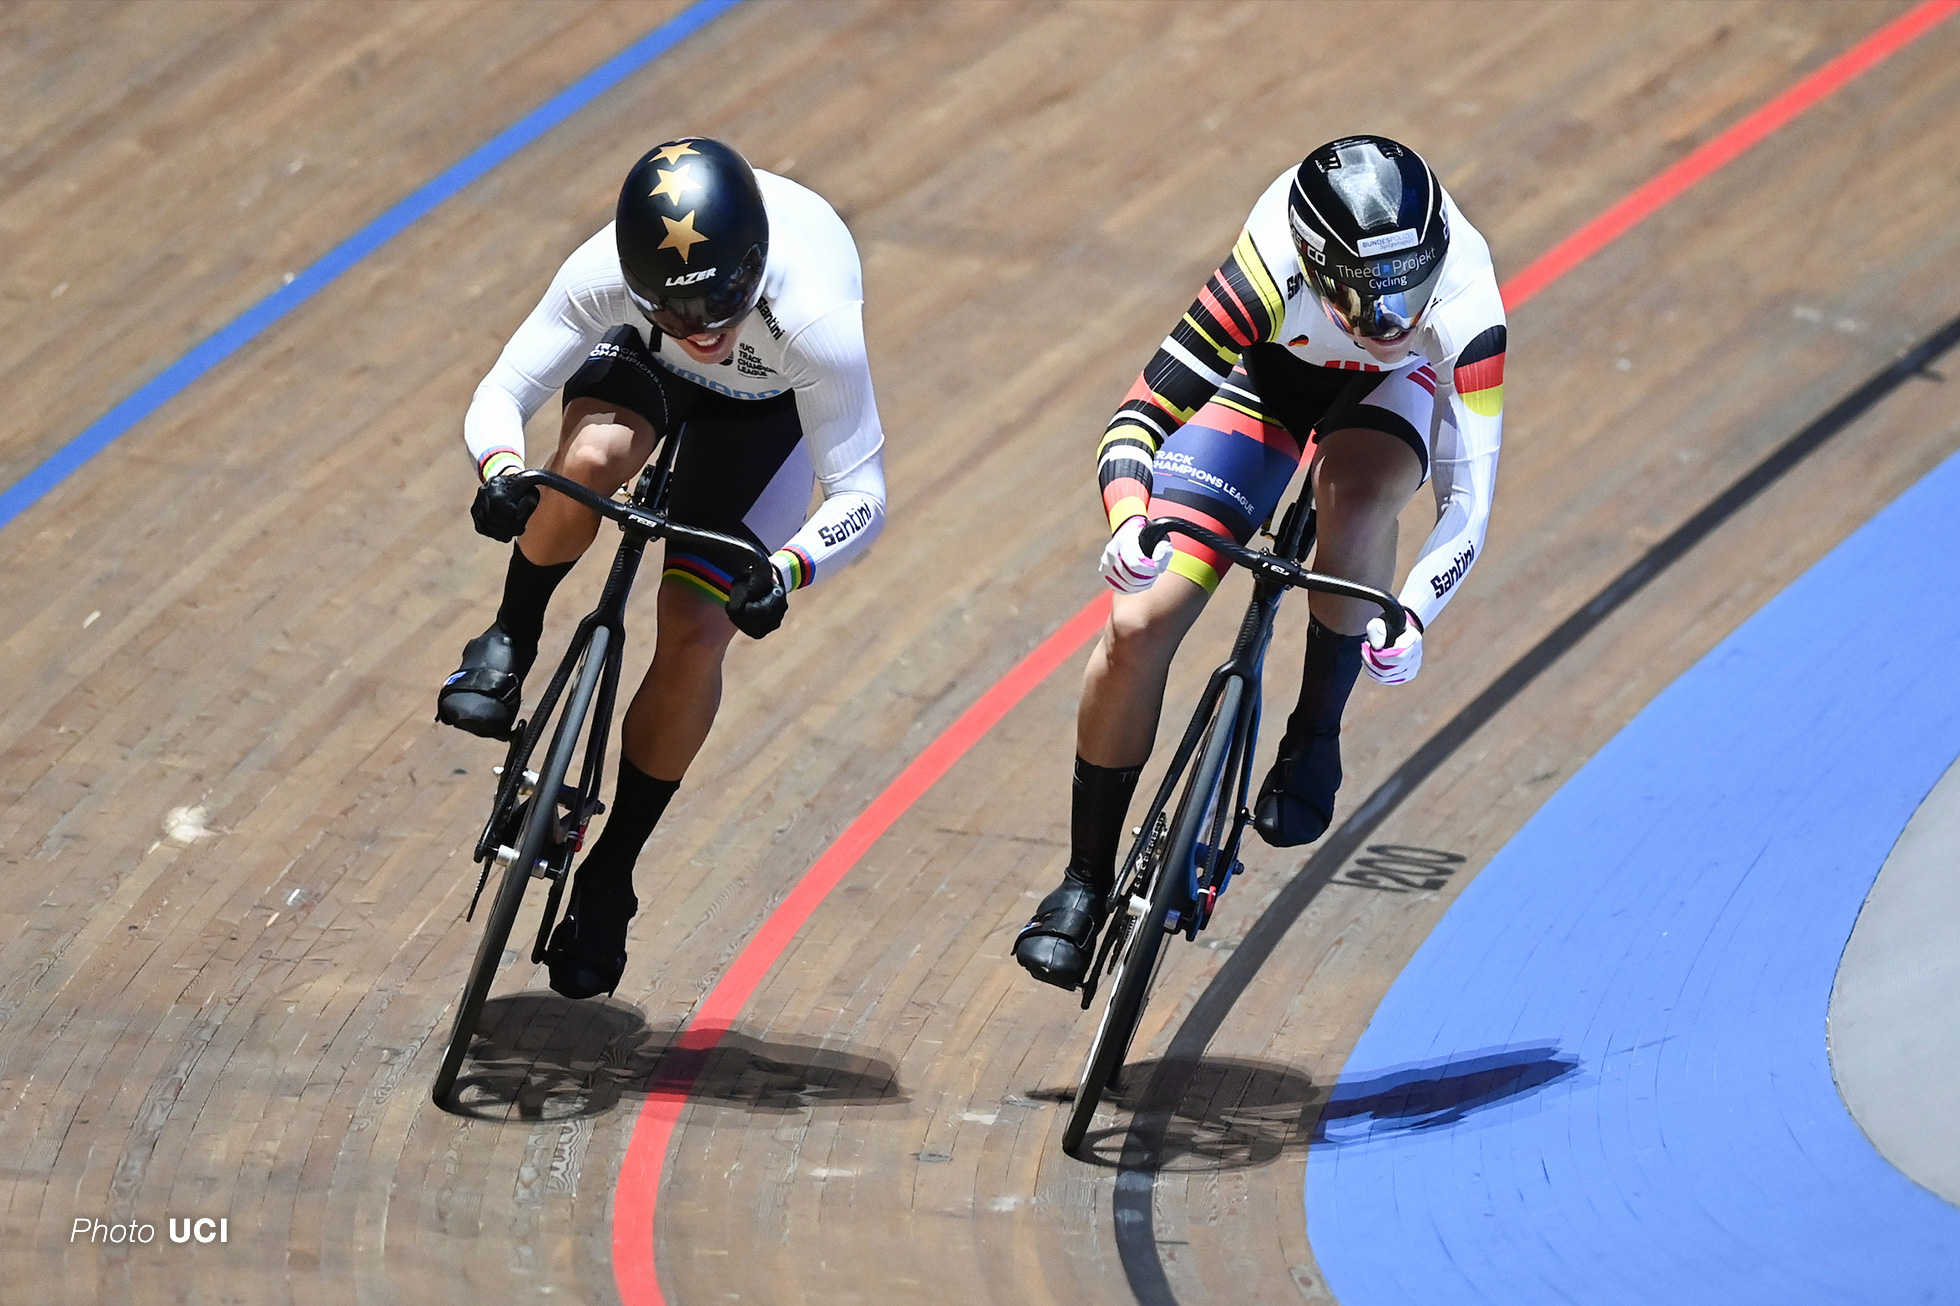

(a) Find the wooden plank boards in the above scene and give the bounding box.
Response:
[0,0,694,492]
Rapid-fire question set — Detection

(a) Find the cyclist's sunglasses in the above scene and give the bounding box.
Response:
[1304,266,1440,342]
[626,248,764,340]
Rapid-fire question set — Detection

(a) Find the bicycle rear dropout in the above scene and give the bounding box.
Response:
[430,439,774,1111]
[1060,497,1405,1157]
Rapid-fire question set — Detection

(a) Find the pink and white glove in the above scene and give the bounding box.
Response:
[1362,612,1424,685]
[1099,515,1174,594]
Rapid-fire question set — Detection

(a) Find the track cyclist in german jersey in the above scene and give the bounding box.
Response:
[1015,136,1504,990]
[438,137,887,1001]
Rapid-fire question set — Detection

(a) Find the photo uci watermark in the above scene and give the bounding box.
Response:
[71,1217,229,1245]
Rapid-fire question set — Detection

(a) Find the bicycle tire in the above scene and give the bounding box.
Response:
[1063,674,1244,1157]
[431,626,612,1108]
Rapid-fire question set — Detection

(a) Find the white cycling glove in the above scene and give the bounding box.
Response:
[1362,613,1424,685]
[1099,515,1174,594]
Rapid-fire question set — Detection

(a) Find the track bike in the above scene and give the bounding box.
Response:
[430,441,775,1110]
[1060,499,1405,1157]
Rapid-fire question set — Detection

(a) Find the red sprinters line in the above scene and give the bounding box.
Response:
[611,595,1110,1303]
[611,4,1956,1300]
[1504,0,1960,312]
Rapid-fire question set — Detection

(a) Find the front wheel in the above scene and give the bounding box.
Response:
[431,626,610,1109]
[1062,674,1244,1157]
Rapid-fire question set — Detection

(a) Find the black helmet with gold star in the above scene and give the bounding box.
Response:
[616,137,768,339]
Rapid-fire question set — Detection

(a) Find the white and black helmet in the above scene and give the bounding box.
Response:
[1288,136,1449,341]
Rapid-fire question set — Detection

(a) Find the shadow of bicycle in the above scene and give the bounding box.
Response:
[1310,1043,1579,1145]
[1066,1043,1578,1171]
[444,992,909,1122]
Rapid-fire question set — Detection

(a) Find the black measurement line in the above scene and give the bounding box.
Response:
[1111,310,1960,1306]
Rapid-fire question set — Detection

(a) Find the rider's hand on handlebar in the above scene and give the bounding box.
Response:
[471,471,540,542]
[1362,610,1423,685]
[726,561,788,639]
[1100,515,1174,594]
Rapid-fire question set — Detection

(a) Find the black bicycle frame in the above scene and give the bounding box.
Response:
[1081,496,1408,1008]
[463,437,772,957]
[1129,500,1316,914]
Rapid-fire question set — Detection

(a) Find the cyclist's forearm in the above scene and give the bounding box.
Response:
[463,384,529,482]
[772,456,886,591]
[1398,448,1496,628]
[463,232,630,484]
[1099,232,1284,531]
[1098,417,1159,528]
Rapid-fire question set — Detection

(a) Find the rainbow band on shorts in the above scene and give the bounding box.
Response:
[663,553,737,602]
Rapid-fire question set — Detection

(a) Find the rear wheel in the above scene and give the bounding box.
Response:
[431,627,611,1109]
[1063,674,1243,1157]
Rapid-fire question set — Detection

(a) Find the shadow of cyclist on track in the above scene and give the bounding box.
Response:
[1310,1043,1579,1145]
[1058,1044,1578,1171]
[1053,1055,1322,1171]
[445,993,909,1122]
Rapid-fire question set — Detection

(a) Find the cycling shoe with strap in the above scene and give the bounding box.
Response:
[437,622,535,739]
[1013,872,1108,990]
[1252,726,1342,848]
[543,871,636,1001]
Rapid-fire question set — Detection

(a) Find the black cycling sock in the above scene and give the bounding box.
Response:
[1286,616,1365,738]
[1066,756,1144,894]
[495,544,575,656]
[572,760,680,903]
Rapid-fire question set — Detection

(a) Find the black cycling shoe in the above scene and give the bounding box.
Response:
[1013,874,1108,990]
[1253,727,1342,848]
[543,874,636,1001]
[436,623,536,739]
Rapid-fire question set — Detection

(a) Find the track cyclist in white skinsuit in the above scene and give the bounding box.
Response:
[1016,135,1507,990]
[439,137,887,1000]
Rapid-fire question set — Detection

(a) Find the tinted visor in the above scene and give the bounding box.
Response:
[1304,264,1440,341]
[625,245,765,338]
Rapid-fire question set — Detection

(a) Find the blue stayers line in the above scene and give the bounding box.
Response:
[0,0,745,535]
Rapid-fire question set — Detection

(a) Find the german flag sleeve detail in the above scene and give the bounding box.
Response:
[1098,231,1285,530]
[1452,324,1506,419]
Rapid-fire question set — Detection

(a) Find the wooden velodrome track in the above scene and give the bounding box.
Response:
[4,1,1958,1302]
